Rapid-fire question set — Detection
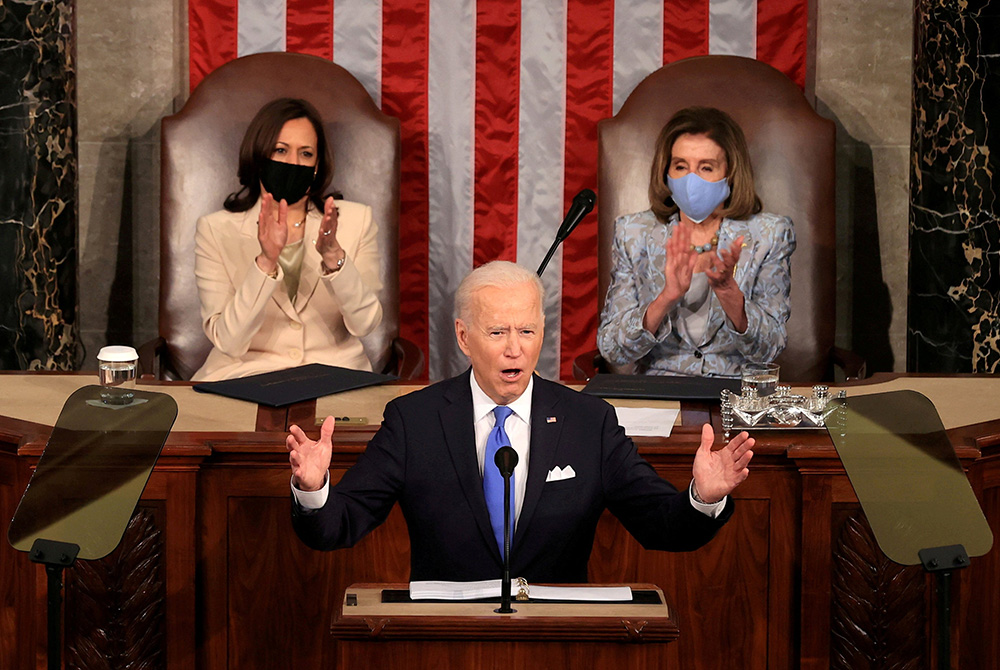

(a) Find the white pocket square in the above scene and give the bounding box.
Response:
[545,465,576,482]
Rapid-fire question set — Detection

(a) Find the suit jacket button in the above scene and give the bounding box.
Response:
[694,350,703,359]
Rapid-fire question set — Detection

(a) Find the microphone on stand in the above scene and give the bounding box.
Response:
[494,445,519,614]
[536,188,596,277]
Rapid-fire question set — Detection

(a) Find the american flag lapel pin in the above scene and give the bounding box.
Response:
[546,416,557,423]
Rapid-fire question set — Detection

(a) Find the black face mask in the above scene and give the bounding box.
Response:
[260,158,315,204]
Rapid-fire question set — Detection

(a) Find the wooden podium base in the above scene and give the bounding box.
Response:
[332,584,678,670]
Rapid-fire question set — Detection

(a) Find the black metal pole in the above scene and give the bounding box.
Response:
[936,571,951,670]
[496,473,514,614]
[46,564,63,670]
[536,240,559,277]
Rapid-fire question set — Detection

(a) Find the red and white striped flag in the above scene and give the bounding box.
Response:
[189,0,807,380]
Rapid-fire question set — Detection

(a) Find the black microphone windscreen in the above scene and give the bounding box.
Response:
[556,188,596,241]
[574,188,596,210]
[494,446,518,477]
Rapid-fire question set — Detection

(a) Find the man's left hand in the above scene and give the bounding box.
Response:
[691,424,754,504]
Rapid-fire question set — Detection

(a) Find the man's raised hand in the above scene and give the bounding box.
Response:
[287,415,335,492]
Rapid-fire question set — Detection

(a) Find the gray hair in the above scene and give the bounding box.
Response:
[454,261,545,323]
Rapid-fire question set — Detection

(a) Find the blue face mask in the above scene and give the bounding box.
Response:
[666,172,731,223]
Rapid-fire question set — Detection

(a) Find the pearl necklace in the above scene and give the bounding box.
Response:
[691,235,719,254]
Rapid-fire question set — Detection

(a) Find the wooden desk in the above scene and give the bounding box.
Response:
[1,374,998,670]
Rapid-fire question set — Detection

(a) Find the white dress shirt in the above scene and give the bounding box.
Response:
[470,370,532,528]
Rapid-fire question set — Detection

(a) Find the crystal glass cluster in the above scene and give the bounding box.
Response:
[721,385,846,437]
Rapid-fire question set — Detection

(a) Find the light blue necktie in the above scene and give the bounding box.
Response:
[484,405,515,557]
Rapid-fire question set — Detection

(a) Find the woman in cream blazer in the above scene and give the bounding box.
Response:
[192,98,382,381]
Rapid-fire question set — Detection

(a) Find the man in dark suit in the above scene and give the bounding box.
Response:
[288,261,754,582]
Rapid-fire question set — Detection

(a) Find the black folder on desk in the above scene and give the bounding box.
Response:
[193,363,396,407]
[582,373,739,401]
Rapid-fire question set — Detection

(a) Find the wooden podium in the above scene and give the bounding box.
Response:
[331,583,679,669]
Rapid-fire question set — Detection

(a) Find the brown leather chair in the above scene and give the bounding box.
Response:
[141,52,422,380]
[575,55,864,383]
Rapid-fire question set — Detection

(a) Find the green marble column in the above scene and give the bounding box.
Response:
[0,0,81,369]
[909,0,1000,373]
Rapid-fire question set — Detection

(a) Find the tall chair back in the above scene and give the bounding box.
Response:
[598,55,836,381]
[158,52,401,379]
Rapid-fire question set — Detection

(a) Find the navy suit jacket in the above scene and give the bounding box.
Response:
[292,371,734,582]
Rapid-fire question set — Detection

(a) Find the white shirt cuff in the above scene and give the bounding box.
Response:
[689,480,727,519]
[291,473,330,509]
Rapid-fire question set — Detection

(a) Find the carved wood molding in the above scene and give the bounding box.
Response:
[830,512,926,670]
[65,508,165,669]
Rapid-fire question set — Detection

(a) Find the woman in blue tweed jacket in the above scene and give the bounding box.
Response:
[597,107,795,377]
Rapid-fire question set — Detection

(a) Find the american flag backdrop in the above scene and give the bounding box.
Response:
[188,0,808,381]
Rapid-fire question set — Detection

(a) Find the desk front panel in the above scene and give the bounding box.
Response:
[1,375,998,670]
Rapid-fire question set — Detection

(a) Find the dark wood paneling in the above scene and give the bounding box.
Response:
[64,506,167,669]
[337,638,673,669]
[2,392,999,670]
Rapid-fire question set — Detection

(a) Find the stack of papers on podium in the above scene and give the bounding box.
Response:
[409,579,632,602]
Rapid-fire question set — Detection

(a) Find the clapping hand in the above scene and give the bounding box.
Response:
[643,223,699,332]
[704,235,748,332]
[316,196,345,271]
[256,192,288,275]
[704,235,744,291]
[663,222,698,304]
[691,424,754,503]
[287,415,335,492]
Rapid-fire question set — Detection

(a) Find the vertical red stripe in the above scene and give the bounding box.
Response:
[286,0,334,60]
[382,0,431,377]
[757,0,808,89]
[662,0,709,65]
[189,0,239,91]
[473,0,521,266]
[561,0,614,380]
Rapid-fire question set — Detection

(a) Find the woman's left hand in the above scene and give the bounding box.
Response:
[704,235,743,290]
[316,196,346,271]
[705,235,749,333]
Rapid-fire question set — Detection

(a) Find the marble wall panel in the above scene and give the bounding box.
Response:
[0,0,82,370]
[815,0,913,373]
[75,0,184,368]
[910,0,1000,373]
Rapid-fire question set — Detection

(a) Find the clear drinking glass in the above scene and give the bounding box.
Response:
[741,362,780,397]
[98,345,138,405]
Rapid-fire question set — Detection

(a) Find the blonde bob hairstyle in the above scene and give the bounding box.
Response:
[648,106,762,223]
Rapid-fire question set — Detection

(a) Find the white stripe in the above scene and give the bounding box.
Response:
[516,0,567,380]
[237,0,286,56]
[708,0,757,58]
[612,0,663,114]
[428,0,477,379]
[333,0,383,107]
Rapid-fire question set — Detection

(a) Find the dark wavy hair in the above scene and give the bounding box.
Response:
[224,98,334,212]
[648,106,762,223]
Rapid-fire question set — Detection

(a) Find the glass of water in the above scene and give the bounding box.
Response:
[741,362,780,397]
[98,346,138,405]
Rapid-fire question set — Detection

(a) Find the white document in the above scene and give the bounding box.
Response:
[409,579,502,600]
[409,580,632,602]
[612,407,680,437]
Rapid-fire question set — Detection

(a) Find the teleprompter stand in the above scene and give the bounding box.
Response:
[826,391,993,670]
[6,386,177,670]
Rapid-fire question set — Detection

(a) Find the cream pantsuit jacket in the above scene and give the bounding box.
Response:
[192,199,383,381]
